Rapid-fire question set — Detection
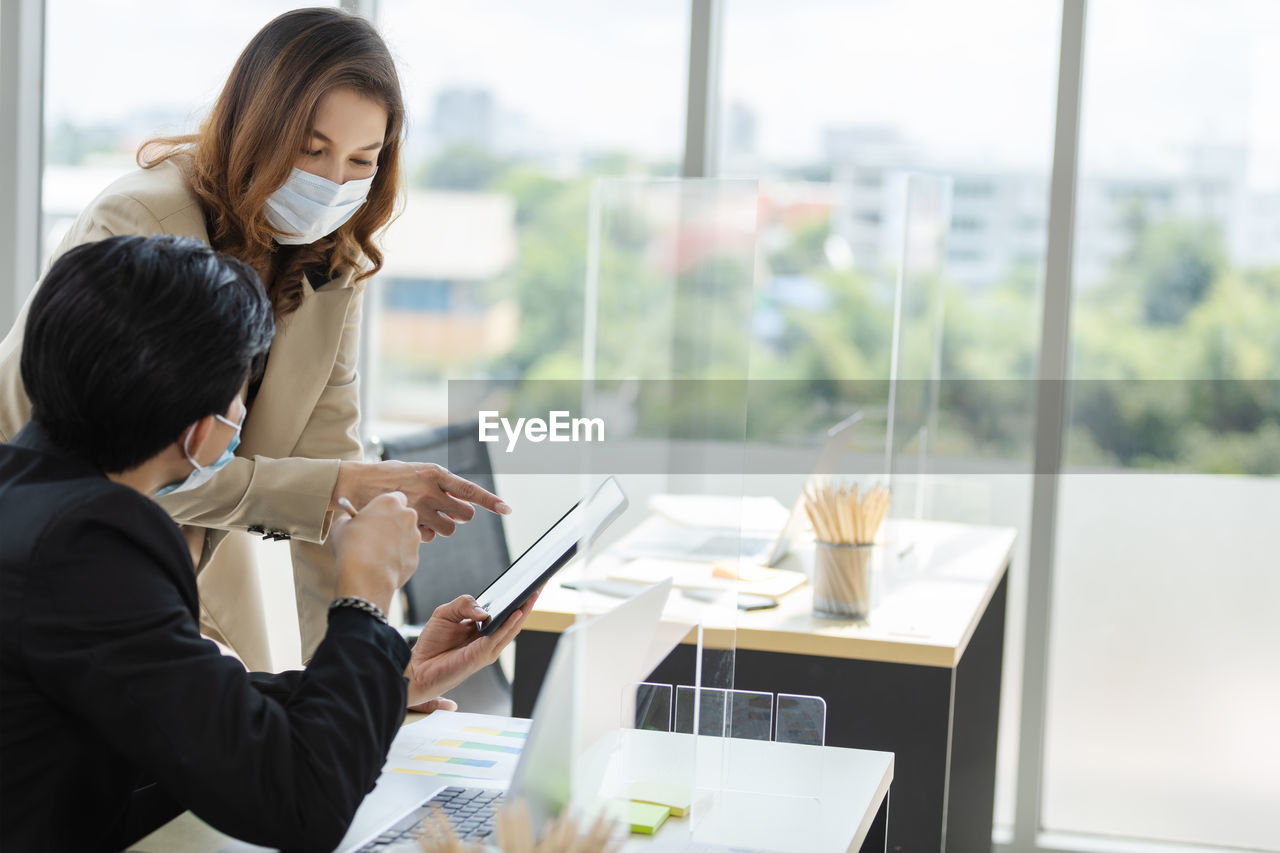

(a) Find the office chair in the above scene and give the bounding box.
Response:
[376,420,513,716]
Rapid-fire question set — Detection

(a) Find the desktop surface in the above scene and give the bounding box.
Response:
[513,515,1014,853]
[130,713,893,853]
[533,517,1016,668]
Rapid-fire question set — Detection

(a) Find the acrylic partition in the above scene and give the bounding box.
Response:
[439,177,759,832]
[880,173,952,578]
[573,178,773,828]
[740,175,952,539]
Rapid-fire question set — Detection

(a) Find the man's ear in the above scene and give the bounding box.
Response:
[181,414,220,463]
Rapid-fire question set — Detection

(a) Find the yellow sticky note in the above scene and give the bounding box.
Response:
[629,780,692,817]
[627,801,670,835]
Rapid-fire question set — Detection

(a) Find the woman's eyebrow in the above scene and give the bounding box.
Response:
[311,130,383,151]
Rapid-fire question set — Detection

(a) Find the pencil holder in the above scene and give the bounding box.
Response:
[812,542,876,619]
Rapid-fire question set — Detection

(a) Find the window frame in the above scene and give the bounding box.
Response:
[0,0,45,334]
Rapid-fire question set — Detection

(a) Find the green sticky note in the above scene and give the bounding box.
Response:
[628,780,693,817]
[628,801,670,835]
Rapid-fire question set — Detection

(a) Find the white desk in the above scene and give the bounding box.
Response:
[615,729,892,852]
[527,518,1014,668]
[132,717,893,853]
[515,518,1014,852]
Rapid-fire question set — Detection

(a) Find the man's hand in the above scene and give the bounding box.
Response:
[328,491,420,613]
[404,591,540,712]
[332,461,511,542]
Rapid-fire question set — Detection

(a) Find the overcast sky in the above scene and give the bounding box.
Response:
[44,0,1280,186]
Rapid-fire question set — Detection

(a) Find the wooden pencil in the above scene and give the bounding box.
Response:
[804,480,890,546]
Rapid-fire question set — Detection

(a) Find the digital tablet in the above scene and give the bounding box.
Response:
[475,476,628,635]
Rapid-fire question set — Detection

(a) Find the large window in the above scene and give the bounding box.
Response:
[367,0,688,430]
[40,1,331,265]
[717,0,1057,387]
[1045,2,1280,849]
[16,3,1279,850]
[719,0,1061,832]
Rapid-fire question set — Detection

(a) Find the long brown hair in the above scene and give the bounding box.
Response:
[140,7,404,316]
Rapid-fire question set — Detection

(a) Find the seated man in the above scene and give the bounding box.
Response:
[0,235,531,851]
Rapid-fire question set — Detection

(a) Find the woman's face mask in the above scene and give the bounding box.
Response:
[155,408,245,497]
[264,167,376,246]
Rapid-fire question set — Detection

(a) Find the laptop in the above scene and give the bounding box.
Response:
[327,578,676,852]
[618,411,863,566]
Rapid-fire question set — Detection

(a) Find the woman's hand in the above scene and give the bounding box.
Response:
[404,591,540,712]
[332,460,510,542]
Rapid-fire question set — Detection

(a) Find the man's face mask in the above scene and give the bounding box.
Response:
[155,408,245,497]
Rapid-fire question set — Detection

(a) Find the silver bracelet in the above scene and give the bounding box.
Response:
[329,595,388,625]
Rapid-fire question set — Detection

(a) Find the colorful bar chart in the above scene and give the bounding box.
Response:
[412,754,497,768]
[384,711,532,786]
[460,726,527,740]
[435,738,521,755]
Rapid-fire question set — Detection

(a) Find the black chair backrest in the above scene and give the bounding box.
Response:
[378,420,511,625]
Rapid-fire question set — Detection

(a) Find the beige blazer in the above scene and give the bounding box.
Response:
[0,160,364,667]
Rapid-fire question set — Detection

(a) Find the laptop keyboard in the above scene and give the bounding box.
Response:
[356,786,505,851]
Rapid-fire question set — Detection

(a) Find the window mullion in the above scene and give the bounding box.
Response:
[1014,0,1088,850]
[0,0,46,331]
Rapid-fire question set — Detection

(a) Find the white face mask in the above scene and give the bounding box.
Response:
[264,167,376,245]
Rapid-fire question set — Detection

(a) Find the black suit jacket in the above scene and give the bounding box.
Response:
[0,424,412,852]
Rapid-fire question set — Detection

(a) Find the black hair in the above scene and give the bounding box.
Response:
[21,235,275,473]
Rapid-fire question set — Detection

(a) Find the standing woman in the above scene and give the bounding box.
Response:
[0,8,508,669]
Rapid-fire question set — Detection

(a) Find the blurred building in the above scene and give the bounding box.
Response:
[825,126,1280,289]
[430,87,496,150]
[377,189,519,367]
[426,85,547,162]
[725,100,759,165]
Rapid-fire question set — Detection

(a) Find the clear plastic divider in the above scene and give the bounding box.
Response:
[776,693,828,747]
[570,178,759,836]
[633,682,674,732]
[883,173,953,580]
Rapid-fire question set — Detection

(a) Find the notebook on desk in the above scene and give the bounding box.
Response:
[305,578,675,853]
[617,411,862,566]
[606,556,807,601]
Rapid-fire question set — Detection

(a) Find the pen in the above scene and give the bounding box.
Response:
[337,496,358,518]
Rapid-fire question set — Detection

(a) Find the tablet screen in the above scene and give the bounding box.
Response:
[475,476,628,634]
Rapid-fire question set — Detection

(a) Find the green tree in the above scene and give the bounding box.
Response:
[488,177,592,379]
[1128,219,1226,326]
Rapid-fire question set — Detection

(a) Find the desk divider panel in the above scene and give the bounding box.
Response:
[674,686,772,741]
[495,171,1015,850]
[621,684,827,811]
[568,178,763,829]
[881,172,952,579]
[775,693,828,747]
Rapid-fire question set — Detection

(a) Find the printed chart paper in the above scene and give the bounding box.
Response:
[383,711,530,788]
